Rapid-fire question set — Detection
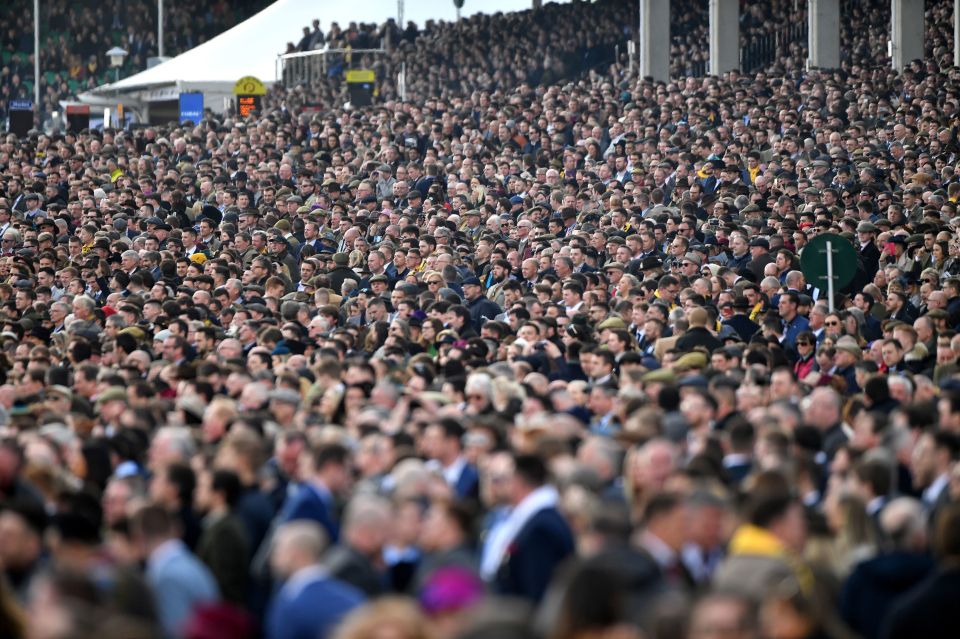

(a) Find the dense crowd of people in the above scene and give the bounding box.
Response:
[0,0,270,125]
[3,0,960,639]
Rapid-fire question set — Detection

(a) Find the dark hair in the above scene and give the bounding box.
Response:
[211,469,243,508]
[854,458,892,498]
[935,503,960,559]
[747,492,796,528]
[513,454,548,488]
[131,503,174,541]
[642,491,684,525]
[165,462,196,507]
[312,443,350,471]
[52,491,102,544]
[934,431,960,460]
[436,417,465,442]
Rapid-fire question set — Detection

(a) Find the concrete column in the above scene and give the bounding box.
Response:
[954,0,959,68]
[709,0,739,76]
[808,0,840,69]
[891,0,924,72]
[638,0,670,83]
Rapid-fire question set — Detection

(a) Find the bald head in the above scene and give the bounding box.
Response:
[803,387,841,429]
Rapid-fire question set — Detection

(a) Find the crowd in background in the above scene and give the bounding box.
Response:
[0,0,270,124]
[1,1,960,639]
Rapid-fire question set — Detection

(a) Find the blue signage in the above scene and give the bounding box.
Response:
[9,99,32,111]
[179,92,203,124]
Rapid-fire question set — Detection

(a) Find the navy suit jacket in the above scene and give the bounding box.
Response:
[266,572,365,639]
[495,506,575,602]
[280,483,339,544]
[882,567,960,639]
[454,464,480,500]
[725,462,753,485]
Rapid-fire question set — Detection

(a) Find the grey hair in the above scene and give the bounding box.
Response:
[155,426,196,461]
[275,520,329,561]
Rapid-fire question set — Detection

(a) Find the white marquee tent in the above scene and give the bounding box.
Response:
[77,0,559,122]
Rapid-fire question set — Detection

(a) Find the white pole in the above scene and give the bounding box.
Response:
[158,0,164,58]
[34,0,39,123]
[103,107,111,130]
[638,0,646,78]
[826,240,835,313]
[955,0,959,68]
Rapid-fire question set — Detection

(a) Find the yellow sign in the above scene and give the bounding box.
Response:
[345,69,375,83]
[233,76,267,96]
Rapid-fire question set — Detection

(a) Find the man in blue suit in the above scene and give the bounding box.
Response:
[267,521,365,639]
[279,443,351,544]
[131,503,219,639]
[423,418,479,501]
[489,454,574,602]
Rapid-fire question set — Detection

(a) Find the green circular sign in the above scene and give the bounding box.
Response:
[800,233,858,291]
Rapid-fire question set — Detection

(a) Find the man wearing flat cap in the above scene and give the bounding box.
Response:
[857,221,882,279]
[747,237,774,282]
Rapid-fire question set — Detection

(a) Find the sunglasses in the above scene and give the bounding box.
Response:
[825,320,841,326]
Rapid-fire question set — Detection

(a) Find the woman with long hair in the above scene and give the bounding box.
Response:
[810,492,878,578]
[420,318,445,356]
[364,321,390,354]
[932,240,950,271]
[841,310,868,347]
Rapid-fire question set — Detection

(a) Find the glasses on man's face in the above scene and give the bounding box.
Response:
[825,320,841,326]
[797,341,813,347]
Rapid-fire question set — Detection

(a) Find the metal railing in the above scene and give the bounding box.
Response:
[739,23,808,73]
[277,47,387,89]
[687,59,708,77]
[628,21,808,79]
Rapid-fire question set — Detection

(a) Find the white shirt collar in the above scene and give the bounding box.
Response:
[443,456,467,487]
[640,530,676,569]
[923,472,950,506]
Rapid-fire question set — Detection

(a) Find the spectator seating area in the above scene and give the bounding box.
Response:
[0,0,270,122]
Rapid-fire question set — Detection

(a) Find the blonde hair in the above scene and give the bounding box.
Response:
[331,597,435,639]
